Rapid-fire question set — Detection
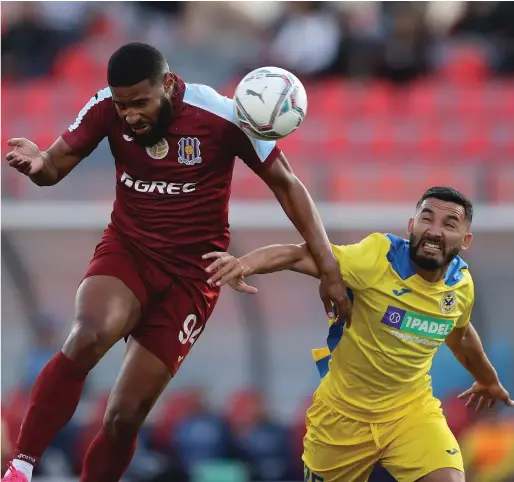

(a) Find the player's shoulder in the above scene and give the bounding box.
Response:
[182,83,237,126]
[447,258,473,294]
[83,87,114,110]
[69,87,115,131]
[331,232,391,261]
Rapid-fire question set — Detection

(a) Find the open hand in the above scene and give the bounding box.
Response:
[203,252,258,294]
[458,381,514,412]
[5,138,44,176]
[319,269,352,325]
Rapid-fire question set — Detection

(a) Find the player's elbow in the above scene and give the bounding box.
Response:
[291,243,320,277]
[30,176,58,187]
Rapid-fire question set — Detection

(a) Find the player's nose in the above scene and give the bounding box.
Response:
[425,228,443,240]
[125,113,142,126]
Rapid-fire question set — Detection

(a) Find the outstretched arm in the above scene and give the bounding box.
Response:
[6,137,84,186]
[6,89,111,186]
[203,243,320,293]
[446,324,513,411]
[240,243,320,278]
[258,153,350,320]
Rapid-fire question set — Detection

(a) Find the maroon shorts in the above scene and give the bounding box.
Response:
[82,228,220,375]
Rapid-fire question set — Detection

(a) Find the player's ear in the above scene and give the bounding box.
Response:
[460,232,473,251]
[163,72,174,95]
[407,217,414,236]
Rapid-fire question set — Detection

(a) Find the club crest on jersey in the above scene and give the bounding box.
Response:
[178,137,202,166]
[440,291,457,314]
[146,139,169,159]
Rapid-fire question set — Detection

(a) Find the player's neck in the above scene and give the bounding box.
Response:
[412,263,447,284]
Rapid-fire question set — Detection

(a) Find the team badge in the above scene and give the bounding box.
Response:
[440,291,456,314]
[178,137,202,165]
[146,139,169,159]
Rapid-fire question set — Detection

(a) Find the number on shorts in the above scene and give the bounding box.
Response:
[304,465,324,482]
[179,314,202,345]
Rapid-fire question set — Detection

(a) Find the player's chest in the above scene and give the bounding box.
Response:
[361,282,461,343]
[109,128,231,178]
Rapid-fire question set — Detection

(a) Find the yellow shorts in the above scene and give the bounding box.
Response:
[303,393,464,482]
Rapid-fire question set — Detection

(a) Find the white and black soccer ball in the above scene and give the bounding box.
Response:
[234,66,308,141]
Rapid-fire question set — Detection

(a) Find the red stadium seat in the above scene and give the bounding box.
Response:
[230,164,314,200]
[53,45,104,84]
[224,388,263,434]
[328,163,478,203]
[437,45,490,84]
[490,166,514,203]
[150,388,204,451]
[405,81,437,118]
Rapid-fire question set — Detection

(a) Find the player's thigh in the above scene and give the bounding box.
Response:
[131,276,220,375]
[381,404,464,482]
[103,337,172,438]
[303,394,379,482]
[63,246,147,368]
[416,468,465,482]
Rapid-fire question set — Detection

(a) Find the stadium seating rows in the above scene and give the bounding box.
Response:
[3,64,513,202]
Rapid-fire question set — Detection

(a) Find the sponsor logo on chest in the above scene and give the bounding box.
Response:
[120,172,196,195]
[381,306,454,340]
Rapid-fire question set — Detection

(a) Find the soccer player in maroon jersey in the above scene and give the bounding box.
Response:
[4,43,351,481]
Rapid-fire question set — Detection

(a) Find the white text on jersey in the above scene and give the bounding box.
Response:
[120,172,197,195]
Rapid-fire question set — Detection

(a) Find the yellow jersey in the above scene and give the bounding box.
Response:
[314,233,474,423]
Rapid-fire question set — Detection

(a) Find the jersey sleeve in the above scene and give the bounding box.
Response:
[61,88,112,157]
[456,271,474,328]
[330,233,391,291]
[230,126,281,173]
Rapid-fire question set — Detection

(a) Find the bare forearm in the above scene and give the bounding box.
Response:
[29,151,59,186]
[451,326,498,385]
[240,244,305,277]
[272,177,337,275]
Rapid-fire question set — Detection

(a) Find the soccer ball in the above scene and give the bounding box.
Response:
[234,66,308,141]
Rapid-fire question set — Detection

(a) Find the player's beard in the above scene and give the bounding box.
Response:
[409,233,461,271]
[132,98,173,148]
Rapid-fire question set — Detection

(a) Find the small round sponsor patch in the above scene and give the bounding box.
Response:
[440,291,456,314]
[146,139,169,159]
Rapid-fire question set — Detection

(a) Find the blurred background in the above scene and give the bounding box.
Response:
[1,1,514,481]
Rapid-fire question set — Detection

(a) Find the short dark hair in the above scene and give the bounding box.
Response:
[417,186,473,224]
[107,42,168,87]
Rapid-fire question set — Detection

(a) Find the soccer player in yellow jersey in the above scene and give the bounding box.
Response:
[203,187,513,482]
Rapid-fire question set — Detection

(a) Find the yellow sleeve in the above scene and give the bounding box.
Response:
[331,233,391,291]
[456,271,474,328]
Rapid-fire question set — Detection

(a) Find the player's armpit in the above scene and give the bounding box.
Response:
[32,137,84,186]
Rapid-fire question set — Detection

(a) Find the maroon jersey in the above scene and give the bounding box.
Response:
[62,76,280,278]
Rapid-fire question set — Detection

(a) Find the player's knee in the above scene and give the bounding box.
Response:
[103,400,150,441]
[63,315,125,366]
